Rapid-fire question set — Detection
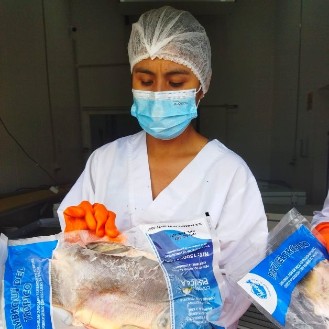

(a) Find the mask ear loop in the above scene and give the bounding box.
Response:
[195,85,203,107]
[195,85,202,94]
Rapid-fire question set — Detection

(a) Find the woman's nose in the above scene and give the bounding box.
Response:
[152,79,166,92]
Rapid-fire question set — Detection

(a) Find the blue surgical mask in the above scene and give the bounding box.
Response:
[131,87,201,140]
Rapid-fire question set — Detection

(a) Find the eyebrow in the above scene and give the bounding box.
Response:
[133,68,155,75]
[133,68,191,77]
[165,69,191,77]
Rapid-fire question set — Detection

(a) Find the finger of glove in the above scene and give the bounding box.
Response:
[64,214,75,232]
[78,201,97,231]
[105,211,120,238]
[94,203,108,237]
[64,206,85,218]
[79,201,97,230]
[64,215,88,232]
[78,201,94,213]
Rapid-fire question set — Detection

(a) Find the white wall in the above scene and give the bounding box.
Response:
[44,0,84,184]
[271,0,301,187]
[201,2,275,180]
[271,0,329,203]
[297,0,329,202]
[0,0,82,194]
[0,1,51,192]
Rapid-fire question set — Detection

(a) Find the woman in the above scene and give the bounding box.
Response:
[58,6,268,328]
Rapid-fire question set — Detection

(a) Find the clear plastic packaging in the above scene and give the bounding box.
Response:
[234,208,329,329]
[0,215,225,329]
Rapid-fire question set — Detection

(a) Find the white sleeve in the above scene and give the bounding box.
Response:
[216,169,268,328]
[311,190,329,228]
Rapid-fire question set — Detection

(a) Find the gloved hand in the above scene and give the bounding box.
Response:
[64,201,120,238]
[312,222,329,252]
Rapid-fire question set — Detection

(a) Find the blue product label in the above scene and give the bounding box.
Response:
[238,226,328,326]
[143,221,223,329]
[4,239,58,329]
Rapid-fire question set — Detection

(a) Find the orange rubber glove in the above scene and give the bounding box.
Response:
[312,222,329,252]
[64,201,120,239]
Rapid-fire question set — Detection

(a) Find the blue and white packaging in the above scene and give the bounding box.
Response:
[0,234,59,329]
[0,215,225,329]
[236,209,329,329]
[139,216,225,329]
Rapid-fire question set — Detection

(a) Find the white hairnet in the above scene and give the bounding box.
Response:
[128,6,212,94]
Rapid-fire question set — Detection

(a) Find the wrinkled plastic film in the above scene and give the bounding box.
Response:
[0,234,9,329]
[138,215,225,328]
[266,208,310,253]
[2,234,58,329]
[234,208,329,329]
[51,237,170,329]
[0,217,225,329]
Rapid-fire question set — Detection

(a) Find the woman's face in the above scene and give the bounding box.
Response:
[132,58,203,102]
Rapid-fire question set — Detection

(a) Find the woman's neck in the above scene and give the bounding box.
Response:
[146,125,209,199]
[146,125,208,158]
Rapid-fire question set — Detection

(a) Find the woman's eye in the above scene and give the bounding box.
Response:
[141,80,153,86]
[169,82,184,88]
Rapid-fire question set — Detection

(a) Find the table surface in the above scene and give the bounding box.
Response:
[0,186,70,215]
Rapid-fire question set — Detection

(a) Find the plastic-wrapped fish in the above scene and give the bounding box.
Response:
[298,259,329,319]
[236,209,329,329]
[51,240,170,329]
[1,217,224,329]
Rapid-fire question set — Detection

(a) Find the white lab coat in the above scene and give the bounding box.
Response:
[58,131,268,328]
[312,189,329,228]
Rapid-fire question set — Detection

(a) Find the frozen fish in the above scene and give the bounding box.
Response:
[285,259,329,329]
[51,241,170,329]
[300,259,329,319]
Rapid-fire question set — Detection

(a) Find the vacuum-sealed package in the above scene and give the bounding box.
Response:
[0,234,59,329]
[236,208,329,329]
[0,215,225,329]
